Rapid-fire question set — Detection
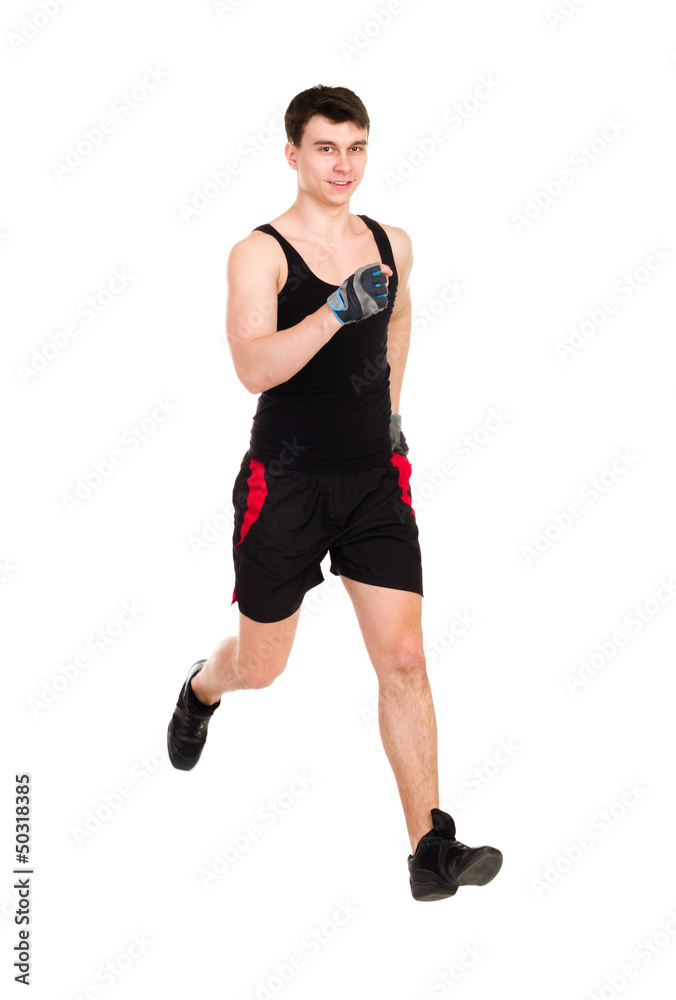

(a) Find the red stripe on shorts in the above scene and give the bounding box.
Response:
[390,453,415,518]
[232,458,268,607]
[235,458,268,547]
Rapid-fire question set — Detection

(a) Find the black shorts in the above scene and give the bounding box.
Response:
[230,449,423,623]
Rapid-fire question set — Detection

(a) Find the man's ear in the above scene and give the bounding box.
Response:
[284,142,298,171]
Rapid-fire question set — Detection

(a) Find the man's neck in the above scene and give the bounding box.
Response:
[279,195,357,241]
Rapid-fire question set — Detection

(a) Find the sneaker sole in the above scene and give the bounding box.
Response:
[454,847,503,886]
[408,846,503,901]
[409,877,459,902]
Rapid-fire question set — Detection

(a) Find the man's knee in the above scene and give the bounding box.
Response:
[378,634,426,680]
[243,663,285,688]
[234,636,289,688]
[235,651,285,688]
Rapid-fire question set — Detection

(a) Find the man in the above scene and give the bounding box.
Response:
[167,85,502,901]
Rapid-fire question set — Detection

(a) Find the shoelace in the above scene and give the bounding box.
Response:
[421,832,468,852]
[447,838,470,854]
[178,702,209,743]
[183,716,206,740]
[417,834,471,877]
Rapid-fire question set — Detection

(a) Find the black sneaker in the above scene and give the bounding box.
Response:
[408,808,503,901]
[167,660,220,771]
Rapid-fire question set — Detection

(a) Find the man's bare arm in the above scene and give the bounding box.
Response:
[225,233,342,395]
[385,227,413,415]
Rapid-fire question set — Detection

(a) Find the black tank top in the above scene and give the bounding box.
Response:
[245,214,398,473]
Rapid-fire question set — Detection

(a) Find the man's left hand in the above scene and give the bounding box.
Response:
[390,413,409,457]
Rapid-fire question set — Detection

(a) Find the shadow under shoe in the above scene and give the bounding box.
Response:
[167,660,221,771]
[408,808,503,902]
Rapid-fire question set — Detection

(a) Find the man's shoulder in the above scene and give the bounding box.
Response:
[369,218,412,254]
[228,226,282,261]
[226,227,285,289]
[367,219,413,275]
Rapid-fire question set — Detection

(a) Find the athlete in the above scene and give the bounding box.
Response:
[167,85,503,901]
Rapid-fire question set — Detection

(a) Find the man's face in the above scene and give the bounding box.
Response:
[285,114,368,203]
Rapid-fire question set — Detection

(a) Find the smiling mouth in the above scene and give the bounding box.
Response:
[328,180,352,186]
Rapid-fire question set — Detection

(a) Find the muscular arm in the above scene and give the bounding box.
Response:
[225,233,342,395]
[385,227,413,414]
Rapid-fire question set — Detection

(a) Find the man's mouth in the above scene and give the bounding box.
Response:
[328,180,352,187]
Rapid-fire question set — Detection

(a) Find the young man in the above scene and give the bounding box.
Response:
[167,85,502,901]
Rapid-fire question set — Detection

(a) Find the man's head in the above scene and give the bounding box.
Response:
[284,85,370,147]
[284,85,370,203]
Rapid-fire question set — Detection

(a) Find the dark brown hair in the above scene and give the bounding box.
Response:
[284,85,370,146]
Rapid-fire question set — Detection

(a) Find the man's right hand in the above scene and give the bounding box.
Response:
[327,262,391,324]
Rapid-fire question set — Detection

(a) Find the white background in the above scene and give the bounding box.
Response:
[2,0,676,997]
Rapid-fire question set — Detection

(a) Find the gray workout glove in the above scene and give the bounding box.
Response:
[327,262,388,324]
[390,413,409,457]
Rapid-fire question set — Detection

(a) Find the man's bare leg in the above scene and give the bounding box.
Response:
[378,658,439,854]
[339,576,438,854]
[191,607,302,704]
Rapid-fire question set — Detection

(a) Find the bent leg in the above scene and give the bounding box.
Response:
[340,575,438,853]
[191,606,302,704]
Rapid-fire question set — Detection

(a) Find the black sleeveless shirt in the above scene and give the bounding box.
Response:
[245,214,398,473]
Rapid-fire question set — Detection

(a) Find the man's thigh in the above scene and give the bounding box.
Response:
[339,576,424,679]
[236,606,302,686]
